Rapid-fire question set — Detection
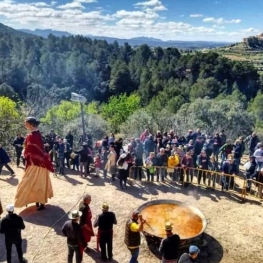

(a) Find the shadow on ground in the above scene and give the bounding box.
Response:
[142,232,223,263]
[19,205,68,236]
[0,238,28,262]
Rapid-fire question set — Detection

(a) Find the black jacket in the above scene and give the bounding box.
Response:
[159,234,180,260]
[61,220,86,247]
[94,211,117,231]
[0,213,25,241]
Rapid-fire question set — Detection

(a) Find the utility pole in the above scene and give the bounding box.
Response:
[71,92,87,143]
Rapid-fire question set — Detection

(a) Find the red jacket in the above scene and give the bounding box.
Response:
[24,130,54,172]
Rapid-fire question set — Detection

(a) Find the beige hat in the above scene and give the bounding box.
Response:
[68,210,82,220]
[102,202,109,211]
[165,222,173,231]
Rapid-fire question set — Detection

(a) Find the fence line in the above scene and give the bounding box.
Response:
[128,165,258,201]
[241,179,263,201]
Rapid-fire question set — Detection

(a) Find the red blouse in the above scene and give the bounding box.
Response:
[24,130,54,172]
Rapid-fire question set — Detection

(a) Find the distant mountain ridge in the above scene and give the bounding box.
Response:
[0,23,33,38]
[19,28,233,49]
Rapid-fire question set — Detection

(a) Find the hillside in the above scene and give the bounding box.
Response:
[0,23,34,38]
[19,28,232,49]
[215,40,263,75]
[0,22,263,138]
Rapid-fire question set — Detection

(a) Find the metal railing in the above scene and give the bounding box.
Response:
[128,165,254,200]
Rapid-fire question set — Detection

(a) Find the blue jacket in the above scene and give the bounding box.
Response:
[222,161,238,175]
[144,138,155,153]
[0,147,11,165]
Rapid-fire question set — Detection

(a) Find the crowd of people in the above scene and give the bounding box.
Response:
[1,120,263,263]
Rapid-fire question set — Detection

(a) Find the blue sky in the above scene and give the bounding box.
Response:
[0,0,262,41]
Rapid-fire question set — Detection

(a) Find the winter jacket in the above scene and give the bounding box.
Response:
[0,147,11,165]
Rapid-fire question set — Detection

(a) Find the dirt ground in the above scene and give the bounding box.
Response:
[0,165,262,263]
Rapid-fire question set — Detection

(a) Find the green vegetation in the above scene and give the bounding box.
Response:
[0,28,263,140]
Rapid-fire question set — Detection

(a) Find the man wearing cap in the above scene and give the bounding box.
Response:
[159,222,180,263]
[94,202,117,261]
[62,210,87,263]
[124,210,146,263]
[178,245,200,263]
[0,204,26,263]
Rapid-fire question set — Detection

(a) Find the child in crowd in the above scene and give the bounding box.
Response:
[94,153,101,177]
[100,147,108,178]
[145,152,157,181]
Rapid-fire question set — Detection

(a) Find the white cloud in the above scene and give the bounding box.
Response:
[134,0,167,11]
[50,1,57,6]
[0,0,260,42]
[58,2,85,9]
[31,2,50,7]
[203,17,241,24]
[240,27,260,33]
[190,14,203,18]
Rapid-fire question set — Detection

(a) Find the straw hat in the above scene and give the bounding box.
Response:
[165,222,173,231]
[102,202,109,211]
[68,210,82,220]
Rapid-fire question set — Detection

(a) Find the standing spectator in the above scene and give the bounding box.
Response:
[219,129,227,145]
[145,152,157,181]
[208,155,219,189]
[245,132,259,156]
[66,131,74,148]
[105,145,117,182]
[159,222,180,263]
[62,210,87,263]
[256,168,263,199]
[71,152,79,172]
[178,245,200,263]
[108,133,115,146]
[196,151,209,185]
[213,133,222,162]
[219,139,233,163]
[117,153,129,189]
[93,154,101,177]
[221,156,238,191]
[124,210,146,263]
[13,134,25,167]
[49,129,56,142]
[0,204,26,263]
[63,139,72,169]
[253,143,263,170]
[0,144,15,176]
[100,147,108,178]
[79,194,94,253]
[114,138,123,160]
[233,140,242,174]
[75,143,89,177]
[94,202,117,262]
[156,148,168,182]
[193,137,203,167]
[57,138,66,175]
[144,135,155,157]
[134,139,144,180]
[140,129,149,143]
[185,130,194,143]
[239,136,246,156]
[182,151,194,184]
[243,156,258,191]
[192,128,201,143]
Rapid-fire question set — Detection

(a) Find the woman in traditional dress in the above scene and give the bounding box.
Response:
[14,117,54,211]
[79,194,94,255]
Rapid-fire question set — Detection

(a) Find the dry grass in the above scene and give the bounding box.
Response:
[0,165,262,263]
